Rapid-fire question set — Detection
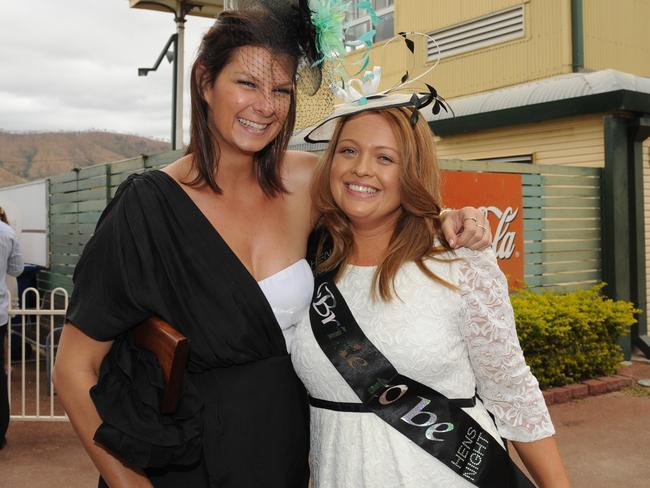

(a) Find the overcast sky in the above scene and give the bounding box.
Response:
[0,0,217,142]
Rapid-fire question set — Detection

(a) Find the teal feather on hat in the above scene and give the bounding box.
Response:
[309,0,350,63]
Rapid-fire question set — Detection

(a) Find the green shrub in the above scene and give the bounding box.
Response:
[511,284,640,389]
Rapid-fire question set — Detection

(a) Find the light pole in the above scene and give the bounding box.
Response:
[129,1,228,149]
[138,33,179,149]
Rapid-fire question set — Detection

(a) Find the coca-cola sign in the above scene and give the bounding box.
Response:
[441,171,524,289]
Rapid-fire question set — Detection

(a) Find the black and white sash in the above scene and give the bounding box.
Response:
[308,268,535,488]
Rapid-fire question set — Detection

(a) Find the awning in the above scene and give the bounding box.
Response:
[430,69,650,122]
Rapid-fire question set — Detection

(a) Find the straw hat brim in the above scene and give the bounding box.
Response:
[299,93,417,144]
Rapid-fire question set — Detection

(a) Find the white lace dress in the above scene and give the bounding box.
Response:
[291,248,555,488]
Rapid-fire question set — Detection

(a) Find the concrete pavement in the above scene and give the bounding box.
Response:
[2,360,650,488]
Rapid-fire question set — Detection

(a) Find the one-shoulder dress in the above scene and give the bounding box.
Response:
[67,170,313,487]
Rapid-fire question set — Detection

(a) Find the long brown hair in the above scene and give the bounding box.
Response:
[186,9,299,196]
[0,207,7,224]
[312,107,454,301]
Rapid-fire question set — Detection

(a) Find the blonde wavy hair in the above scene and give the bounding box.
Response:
[311,107,454,301]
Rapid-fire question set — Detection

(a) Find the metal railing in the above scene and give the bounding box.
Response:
[7,287,69,421]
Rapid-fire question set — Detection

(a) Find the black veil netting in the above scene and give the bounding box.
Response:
[232,0,335,129]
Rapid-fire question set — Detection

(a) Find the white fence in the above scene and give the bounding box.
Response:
[7,287,68,421]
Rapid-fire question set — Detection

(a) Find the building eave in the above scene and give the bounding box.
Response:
[427,69,650,136]
[430,89,650,136]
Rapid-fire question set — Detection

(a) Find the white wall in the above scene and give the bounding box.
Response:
[0,180,49,267]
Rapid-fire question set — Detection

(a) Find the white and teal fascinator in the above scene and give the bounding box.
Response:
[296,4,451,143]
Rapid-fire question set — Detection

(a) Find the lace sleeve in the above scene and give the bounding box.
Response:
[456,248,555,442]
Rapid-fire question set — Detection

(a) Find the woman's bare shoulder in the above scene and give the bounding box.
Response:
[284,150,319,170]
[161,154,195,182]
[282,150,319,191]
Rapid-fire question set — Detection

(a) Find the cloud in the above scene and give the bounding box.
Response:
[0,0,215,141]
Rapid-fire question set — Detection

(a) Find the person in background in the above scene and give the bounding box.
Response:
[0,206,24,450]
[293,104,571,487]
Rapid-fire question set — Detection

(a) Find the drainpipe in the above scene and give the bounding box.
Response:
[571,0,584,72]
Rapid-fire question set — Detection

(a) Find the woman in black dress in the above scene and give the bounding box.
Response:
[53,4,491,488]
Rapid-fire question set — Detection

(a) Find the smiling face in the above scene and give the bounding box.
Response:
[330,111,403,231]
[203,46,294,156]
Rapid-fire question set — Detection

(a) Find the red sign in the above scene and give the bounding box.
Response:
[441,171,524,289]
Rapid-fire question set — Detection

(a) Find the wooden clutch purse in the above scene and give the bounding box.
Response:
[133,317,190,414]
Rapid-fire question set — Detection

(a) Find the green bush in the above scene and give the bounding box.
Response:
[511,284,641,389]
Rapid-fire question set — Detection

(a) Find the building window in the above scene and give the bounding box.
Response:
[346,0,395,50]
[427,5,524,61]
[477,154,533,164]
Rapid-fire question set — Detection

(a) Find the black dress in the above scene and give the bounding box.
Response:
[67,170,310,487]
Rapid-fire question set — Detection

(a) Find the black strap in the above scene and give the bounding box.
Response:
[309,398,371,412]
[310,395,477,412]
[309,269,535,488]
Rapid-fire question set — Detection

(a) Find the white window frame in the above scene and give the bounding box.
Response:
[346,0,395,51]
[476,154,533,164]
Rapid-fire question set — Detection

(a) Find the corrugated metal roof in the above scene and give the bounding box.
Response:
[429,69,650,121]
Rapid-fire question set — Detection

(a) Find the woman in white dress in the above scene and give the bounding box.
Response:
[292,104,571,487]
